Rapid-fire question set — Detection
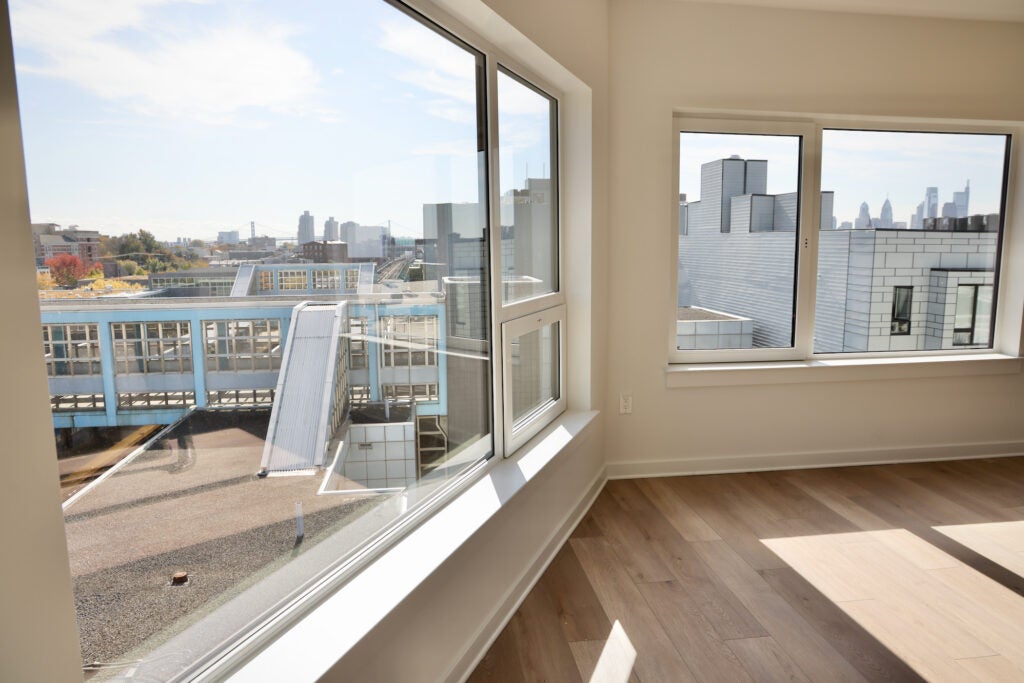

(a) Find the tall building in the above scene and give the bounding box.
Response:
[297,210,315,245]
[324,216,340,242]
[953,180,971,217]
[879,198,894,228]
[217,230,240,244]
[855,201,872,229]
[911,201,925,230]
[926,186,939,218]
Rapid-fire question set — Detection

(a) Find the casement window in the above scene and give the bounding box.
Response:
[203,319,283,372]
[111,321,192,373]
[673,118,1011,362]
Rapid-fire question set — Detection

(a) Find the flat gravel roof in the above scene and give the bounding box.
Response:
[64,409,387,673]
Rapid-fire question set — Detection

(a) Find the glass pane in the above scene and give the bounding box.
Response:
[15,0,495,678]
[511,321,560,426]
[677,132,801,350]
[955,285,976,330]
[815,130,1007,353]
[974,285,994,346]
[498,70,557,304]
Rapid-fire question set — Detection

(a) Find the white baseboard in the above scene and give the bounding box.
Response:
[445,466,607,683]
[606,440,1024,480]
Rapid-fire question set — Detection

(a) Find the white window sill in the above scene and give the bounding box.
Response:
[206,409,599,683]
[665,353,1022,388]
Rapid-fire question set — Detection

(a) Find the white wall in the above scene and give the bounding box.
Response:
[0,0,84,679]
[606,0,1024,472]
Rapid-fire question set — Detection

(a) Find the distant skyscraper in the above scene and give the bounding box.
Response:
[926,187,939,219]
[879,198,894,228]
[911,201,925,230]
[855,202,872,229]
[941,202,958,218]
[324,216,340,242]
[953,180,970,218]
[297,210,315,245]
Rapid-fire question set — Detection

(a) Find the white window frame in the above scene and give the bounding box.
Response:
[488,62,566,458]
[669,114,1019,368]
[501,303,566,454]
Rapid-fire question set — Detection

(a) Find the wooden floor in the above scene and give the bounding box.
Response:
[468,457,1024,682]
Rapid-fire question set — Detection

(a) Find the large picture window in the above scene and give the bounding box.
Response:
[673,119,1010,363]
[15,0,563,679]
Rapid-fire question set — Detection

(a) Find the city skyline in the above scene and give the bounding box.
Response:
[680,130,1008,229]
[10,0,552,242]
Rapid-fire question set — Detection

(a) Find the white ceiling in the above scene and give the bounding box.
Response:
[677,0,1024,23]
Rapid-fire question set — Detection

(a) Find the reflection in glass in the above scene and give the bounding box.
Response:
[498,70,558,304]
[510,321,560,426]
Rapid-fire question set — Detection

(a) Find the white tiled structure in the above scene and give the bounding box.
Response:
[676,308,754,349]
[680,155,1000,353]
[340,422,418,489]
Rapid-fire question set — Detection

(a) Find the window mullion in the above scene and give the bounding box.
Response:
[796,123,822,358]
[484,53,507,459]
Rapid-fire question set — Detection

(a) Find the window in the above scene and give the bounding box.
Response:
[42,323,101,376]
[380,315,439,367]
[673,119,1010,362]
[345,268,360,290]
[348,317,368,370]
[16,0,564,679]
[312,268,340,289]
[278,269,308,290]
[118,391,196,409]
[204,319,282,371]
[112,321,192,373]
[891,286,913,335]
[953,284,994,346]
[257,270,274,291]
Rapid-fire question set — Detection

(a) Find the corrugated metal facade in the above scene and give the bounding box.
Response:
[260,303,344,472]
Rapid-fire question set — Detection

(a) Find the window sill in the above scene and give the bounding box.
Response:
[665,353,1022,388]
[209,409,599,683]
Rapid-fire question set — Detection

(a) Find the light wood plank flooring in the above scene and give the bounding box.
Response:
[468,457,1024,682]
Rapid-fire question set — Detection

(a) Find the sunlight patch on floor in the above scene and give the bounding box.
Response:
[762,529,1024,681]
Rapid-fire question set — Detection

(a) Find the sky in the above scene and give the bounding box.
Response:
[10,0,553,242]
[680,130,1008,227]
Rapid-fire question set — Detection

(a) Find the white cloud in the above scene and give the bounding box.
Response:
[10,0,328,124]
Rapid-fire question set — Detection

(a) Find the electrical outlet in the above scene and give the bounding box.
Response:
[619,393,633,415]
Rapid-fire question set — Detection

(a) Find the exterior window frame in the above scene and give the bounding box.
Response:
[669,114,1016,366]
[891,286,913,335]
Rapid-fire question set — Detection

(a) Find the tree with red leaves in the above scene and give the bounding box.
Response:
[44,253,94,287]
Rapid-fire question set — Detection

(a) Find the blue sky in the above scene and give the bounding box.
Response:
[10,0,551,241]
[681,130,1008,227]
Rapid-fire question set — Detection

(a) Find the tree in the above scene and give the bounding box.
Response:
[37,271,56,290]
[45,254,91,287]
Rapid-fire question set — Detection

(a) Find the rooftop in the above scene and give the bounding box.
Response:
[63,409,390,672]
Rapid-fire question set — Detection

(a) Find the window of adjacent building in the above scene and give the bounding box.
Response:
[112,321,192,374]
[257,270,274,291]
[345,268,360,290]
[380,315,439,367]
[954,284,994,346]
[348,317,368,370]
[672,119,1010,362]
[891,286,913,335]
[203,319,282,372]
[312,268,340,289]
[15,0,562,678]
[42,323,101,376]
[278,269,308,290]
